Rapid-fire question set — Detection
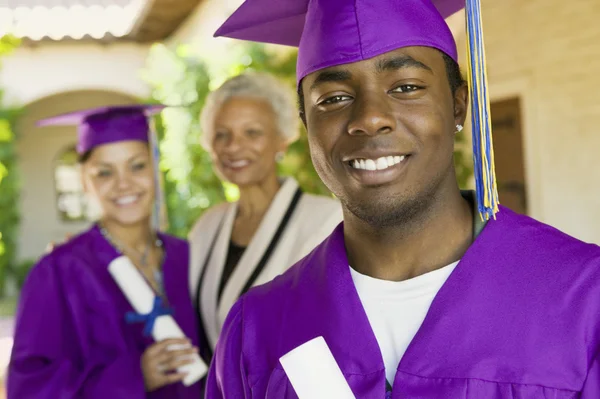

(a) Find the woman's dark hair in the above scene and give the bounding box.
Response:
[297,51,465,124]
[78,150,93,164]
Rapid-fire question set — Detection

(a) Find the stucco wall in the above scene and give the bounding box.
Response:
[478,0,600,243]
[0,42,151,105]
[167,0,244,51]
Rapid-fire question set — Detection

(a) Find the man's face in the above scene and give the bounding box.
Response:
[302,46,467,227]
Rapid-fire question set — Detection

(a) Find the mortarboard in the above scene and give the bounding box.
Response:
[215,0,499,220]
[37,104,168,230]
[37,104,166,155]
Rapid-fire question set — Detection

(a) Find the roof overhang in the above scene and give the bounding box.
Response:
[0,0,203,44]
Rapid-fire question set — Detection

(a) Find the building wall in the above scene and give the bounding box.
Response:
[0,42,151,105]
[479,0,600,243]
[16,90,139,261]
[168,0,244,51]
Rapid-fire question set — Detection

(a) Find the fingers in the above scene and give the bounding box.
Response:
[45,233,73,253]
[145,338,192,357]
[157,338,192,350]
[161,353,197,372]
[154,346,198,370]
[45,242,55,253]
[142,339,197,391]
[162,347,198,361]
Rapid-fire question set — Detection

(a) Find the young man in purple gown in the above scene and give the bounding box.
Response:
[204,0,600,397]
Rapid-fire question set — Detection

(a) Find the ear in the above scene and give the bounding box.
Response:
[453,83,469,128]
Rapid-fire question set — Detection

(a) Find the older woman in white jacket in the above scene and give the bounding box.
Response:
[188,71,342,364]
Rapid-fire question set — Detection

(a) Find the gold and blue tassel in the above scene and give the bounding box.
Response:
[148,114,168,231]
[466,0,499,220]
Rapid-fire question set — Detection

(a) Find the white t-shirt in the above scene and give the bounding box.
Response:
[350,261,459,384]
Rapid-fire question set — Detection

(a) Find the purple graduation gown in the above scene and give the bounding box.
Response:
[7,225,202,399]
[206,206,600,398]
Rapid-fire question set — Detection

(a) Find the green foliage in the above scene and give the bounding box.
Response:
[143,44,225,237]
[0,296,17,317]
[0,34,22,296]
[144,42,473,237]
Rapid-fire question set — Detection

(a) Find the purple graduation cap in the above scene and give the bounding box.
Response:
[37,104,165,155]
[215,0,462,84]
[37,104,168,229]
[215,0,499,220]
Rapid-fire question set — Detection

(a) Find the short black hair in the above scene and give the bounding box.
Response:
[442,52,465,96]
[297,52,465,125]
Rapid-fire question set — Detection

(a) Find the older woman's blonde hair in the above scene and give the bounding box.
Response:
[200,71,300,150]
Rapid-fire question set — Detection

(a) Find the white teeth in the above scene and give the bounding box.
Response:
[376,157,387,170]
[350,155,406,171]
[229,160,250,168]
[116,195,138,205]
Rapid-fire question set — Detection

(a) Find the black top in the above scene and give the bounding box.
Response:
[217,241,247,303]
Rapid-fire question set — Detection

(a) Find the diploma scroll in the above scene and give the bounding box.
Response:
[279,336,356,399]
[108,256,208,386]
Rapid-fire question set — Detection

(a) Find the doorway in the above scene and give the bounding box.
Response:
[490,98,528,215]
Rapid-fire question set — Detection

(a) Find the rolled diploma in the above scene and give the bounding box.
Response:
[279,336,356,399]
[108,256,208,386]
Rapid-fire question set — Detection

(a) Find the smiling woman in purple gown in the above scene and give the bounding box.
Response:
[6,105,203,398]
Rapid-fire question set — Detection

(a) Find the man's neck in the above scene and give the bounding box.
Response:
[344,187,473,281]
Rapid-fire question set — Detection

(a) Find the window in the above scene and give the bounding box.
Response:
[54,145,86,222]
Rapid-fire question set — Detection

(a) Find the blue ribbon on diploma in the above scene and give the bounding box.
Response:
[125,296,173,337]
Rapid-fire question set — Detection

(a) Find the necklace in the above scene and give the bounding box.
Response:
[99,223,165,295]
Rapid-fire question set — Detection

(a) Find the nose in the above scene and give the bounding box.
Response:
[222,132,245,154]
[347,91,396,136]
[115,170,133,190]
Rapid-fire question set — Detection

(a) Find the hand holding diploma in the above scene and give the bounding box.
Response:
[141,338,199,391]
[108,256,208,387]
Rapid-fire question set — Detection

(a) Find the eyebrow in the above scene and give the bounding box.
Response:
[376,55,433,74]
[129,152,149,162]
[310,70,353,90]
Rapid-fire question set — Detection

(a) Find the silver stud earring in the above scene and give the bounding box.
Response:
[275,151,285,163]
[456,124,464,133]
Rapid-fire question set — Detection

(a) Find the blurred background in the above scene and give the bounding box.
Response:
[0,0,599,395]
